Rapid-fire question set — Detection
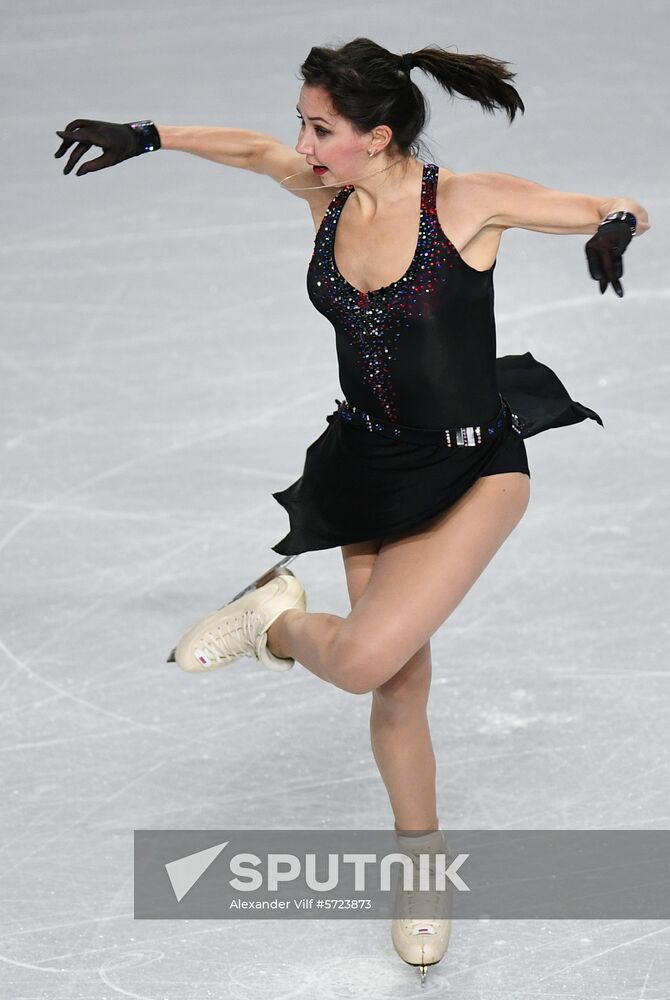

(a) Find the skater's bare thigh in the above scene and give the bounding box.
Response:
[335,472,530,691]
[341,539,432,704]
[341,538,382,608]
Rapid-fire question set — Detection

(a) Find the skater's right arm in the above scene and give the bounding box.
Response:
[155,124,267,170]
[157,126,325,203]
[54,118,264,176]
[54,119,329,206]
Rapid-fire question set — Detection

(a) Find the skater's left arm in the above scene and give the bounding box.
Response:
[466,172,650,237]
[465,172,649,296]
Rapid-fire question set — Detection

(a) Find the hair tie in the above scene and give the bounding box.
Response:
[397,52,414,74]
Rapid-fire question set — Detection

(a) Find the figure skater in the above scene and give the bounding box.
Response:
[55,36,648,985]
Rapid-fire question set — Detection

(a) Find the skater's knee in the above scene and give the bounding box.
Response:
[328,633,398,695]
[371,645,432,715]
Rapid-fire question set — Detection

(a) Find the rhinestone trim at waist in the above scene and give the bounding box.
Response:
[327,393,525,446]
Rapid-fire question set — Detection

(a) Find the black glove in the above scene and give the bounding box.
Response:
[54,119,161,176]
[585,217,635,298]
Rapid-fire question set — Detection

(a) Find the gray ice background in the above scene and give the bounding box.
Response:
[2,0,669,996]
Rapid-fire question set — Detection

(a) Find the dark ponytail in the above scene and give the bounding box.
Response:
[299,37,525,159]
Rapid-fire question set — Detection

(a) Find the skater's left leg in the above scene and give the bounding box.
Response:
[267,472,530,693]
[264,537,383,681]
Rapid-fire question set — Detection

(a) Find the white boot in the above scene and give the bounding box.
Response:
[391,826,452,985]
[173,568,307,673]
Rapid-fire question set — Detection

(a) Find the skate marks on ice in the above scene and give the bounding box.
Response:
[11,920,663,999]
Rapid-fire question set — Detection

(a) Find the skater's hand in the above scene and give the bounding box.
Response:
[54,119,161,176]
[585,220,633,298]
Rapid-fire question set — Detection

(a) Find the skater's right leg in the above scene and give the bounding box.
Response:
[338,540,449,986]
[370,641,440,833]
[341,540,440,833]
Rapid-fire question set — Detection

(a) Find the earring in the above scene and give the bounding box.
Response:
[368,149,374,157]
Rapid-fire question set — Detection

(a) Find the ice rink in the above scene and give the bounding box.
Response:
[2,0,669,996]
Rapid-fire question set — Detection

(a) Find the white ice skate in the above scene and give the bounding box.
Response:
[392,828,453,987]
[170,564,306,673]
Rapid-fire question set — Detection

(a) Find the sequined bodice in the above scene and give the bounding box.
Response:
[306,161,500,427]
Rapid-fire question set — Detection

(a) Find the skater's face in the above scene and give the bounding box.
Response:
[295,84,391,182]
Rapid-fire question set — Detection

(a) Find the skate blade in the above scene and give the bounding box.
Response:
[227,554,297,603]
[396,957,432,987]
[166,555,298,663]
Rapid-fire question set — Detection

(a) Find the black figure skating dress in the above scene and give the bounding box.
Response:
[271,161,602,555]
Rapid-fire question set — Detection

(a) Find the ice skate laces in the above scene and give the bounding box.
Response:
[397,848,450,922]
[196,610,262,664]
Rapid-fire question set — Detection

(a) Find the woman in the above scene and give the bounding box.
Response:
[55,37,648,984]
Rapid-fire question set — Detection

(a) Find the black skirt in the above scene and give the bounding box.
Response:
[270,352,603,555]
